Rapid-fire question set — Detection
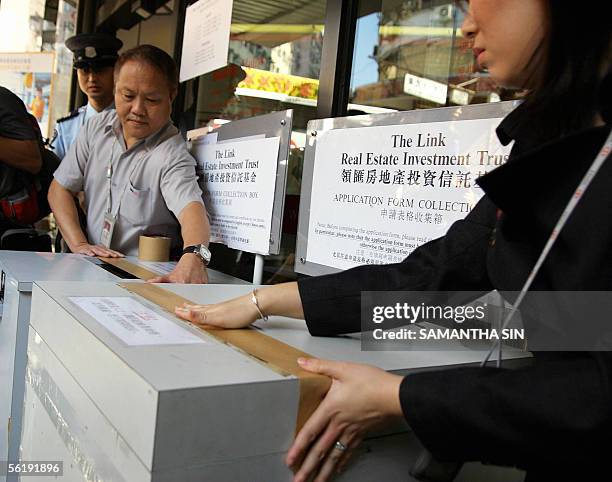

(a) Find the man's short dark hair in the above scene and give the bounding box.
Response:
[114,44,179,94]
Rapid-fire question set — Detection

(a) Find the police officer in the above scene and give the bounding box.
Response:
[51,33,122,159]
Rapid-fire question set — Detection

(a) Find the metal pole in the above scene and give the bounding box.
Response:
[253,254,264,285]
[172,0,194,125]
[317,0,359,118]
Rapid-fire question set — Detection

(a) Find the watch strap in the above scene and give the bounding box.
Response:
[182,245,199,255]
[182,244,211,265]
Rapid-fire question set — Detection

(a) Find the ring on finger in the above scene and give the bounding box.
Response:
[333,440,347,452]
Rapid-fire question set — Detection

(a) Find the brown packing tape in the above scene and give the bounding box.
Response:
[98,258,160,281]
[118,282,331,433]
[138,235,171,262]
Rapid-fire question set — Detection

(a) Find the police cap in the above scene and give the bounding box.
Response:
[65,33,123,69]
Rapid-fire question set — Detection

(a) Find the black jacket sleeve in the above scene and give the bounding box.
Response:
[401,352,612,471]
[297,195,497,336]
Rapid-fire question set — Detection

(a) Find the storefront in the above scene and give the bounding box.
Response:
[15,0,523,282]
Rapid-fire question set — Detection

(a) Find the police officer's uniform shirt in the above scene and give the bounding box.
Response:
[52,103,113,159]
[53,109,204,255]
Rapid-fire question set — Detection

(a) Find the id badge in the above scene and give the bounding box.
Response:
[100,212,117,249]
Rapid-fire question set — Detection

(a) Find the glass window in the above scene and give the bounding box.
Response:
[181,0,327,283]
[0,0,79,139]
[114,3,180,55]
[52,1,80,134]
[184,1,326,132]
[350,0,519,114]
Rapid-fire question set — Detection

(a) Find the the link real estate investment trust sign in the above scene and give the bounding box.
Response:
[306,117,511,270]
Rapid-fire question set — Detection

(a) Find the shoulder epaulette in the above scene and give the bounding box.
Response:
[56,109,81,123]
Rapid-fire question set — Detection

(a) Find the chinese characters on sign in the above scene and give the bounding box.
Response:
[339,168,485,188]
[192,136,281,254]
[306,117,512,270]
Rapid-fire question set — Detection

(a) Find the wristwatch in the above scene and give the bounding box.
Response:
[182,244,212,266]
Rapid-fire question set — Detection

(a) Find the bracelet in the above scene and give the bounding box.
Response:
[250,289,269,321]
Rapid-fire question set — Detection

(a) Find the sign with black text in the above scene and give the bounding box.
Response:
[306,117,511,270]
[192,137,281,255]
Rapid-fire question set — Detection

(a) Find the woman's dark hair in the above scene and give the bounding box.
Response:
[519,1,611,140]
[114,44,179,94]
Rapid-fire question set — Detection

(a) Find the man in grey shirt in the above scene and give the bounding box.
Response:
[49,45,211,283]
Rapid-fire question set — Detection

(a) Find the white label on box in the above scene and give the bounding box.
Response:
[69,297,205,346]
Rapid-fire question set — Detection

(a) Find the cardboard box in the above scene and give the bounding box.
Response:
[0,252,245,482]
[19,281,529,481]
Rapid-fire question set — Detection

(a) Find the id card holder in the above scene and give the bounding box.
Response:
[100,212,117,249]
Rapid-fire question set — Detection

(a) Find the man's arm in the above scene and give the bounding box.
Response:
[0,87,42,173]
[0,136,41,174]
[48,179,122,257]
[50,111,121,257]
[148,201,210,284]
[179,200,210,248]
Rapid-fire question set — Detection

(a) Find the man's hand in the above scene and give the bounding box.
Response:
[72,242,124,258]
[148,253,208,284]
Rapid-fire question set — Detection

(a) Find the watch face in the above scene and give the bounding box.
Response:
[198,245,211,263]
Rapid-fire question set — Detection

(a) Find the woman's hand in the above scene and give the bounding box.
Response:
[174,294,260,329]
[287,358,404,482]
[174,283,305,329]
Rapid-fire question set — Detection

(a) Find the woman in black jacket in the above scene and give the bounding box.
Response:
[177,1,611,480]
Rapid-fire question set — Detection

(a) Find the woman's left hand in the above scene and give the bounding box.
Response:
[287,357,405,482]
